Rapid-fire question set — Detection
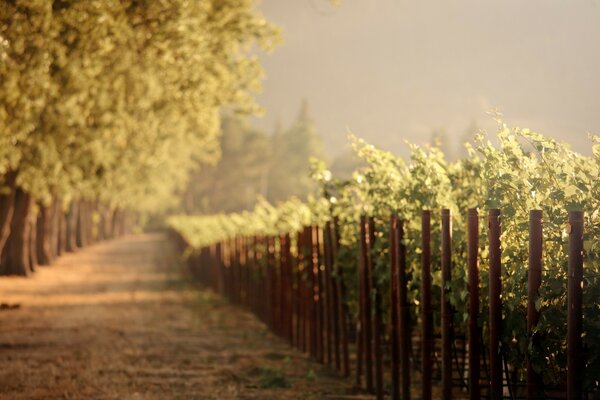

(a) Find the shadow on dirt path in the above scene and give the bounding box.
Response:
[0,234,363,400]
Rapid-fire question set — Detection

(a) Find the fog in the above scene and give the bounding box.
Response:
[253,0,600,158]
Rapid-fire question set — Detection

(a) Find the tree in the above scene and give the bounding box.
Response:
[183,115,271,214]
[266,100,325,203]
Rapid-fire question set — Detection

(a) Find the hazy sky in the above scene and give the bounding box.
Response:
[252,0,600,158]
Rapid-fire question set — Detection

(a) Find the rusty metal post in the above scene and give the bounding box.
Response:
[441,209,453,400]
[390,214,401,400]
[488,209,502,400]
[467,208,480,400]
[527,210,543,400]
[567,211,584,400]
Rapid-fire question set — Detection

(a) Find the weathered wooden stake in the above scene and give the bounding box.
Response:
[527,210,543,400]
[421,210,433,400]
[467,208,480,400]
[441,209,453,400]
[488,209,502,400]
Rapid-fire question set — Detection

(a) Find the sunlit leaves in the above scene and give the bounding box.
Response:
[0,0,278,214]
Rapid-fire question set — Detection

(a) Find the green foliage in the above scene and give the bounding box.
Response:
[170,122,600,390]
[0,0,279,212]
[168,197,312,250]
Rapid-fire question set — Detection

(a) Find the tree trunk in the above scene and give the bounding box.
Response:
[0,188,33,276]
[76,200,87,248]
[29,211,38,271]
[98,203,111,241]
[0,170,17,255]
[66,201,78,252]
[36,203,53,265]
[119,210,126,236]
[50,198,60,259]
[57,207,67,256]
[105,207,114,239]
[86,200,96,245]
[111,208,120,238]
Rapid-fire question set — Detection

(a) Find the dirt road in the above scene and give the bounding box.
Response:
[0,234,358,400]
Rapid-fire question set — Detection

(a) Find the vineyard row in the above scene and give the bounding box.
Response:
[172,207,594,400]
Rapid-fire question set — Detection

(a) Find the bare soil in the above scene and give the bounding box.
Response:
[0,234,361,400]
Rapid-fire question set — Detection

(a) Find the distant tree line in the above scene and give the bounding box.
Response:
[182,101,365,214]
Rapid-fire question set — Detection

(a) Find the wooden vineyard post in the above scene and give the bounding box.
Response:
[295,230,305,351]
[315,225,325,364]
[421,210,433,400]
[369,216,384,400]
[527,210,543,399]
[259,236,268,323]
[324,222,337,368]
[279,233,292,342]
[275,236,282,336]
[399,218,411,400]
[267,236,276,331]
[303,227,312,355]
[567,211,584,400]
[488,209,502,400]
[285,233,294,344]
[359,215,374,393]
[467,208,480,400]
[309,226,319,359]
[390,214,401,400]
[441,209,453,400]
[330,217,350,378]
[216,241,223,296]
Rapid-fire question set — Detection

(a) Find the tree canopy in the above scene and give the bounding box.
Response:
[0,0,279,212]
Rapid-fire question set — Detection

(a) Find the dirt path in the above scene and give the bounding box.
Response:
[0,234,359,400]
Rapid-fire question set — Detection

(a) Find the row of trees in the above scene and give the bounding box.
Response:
[0,0,278,275]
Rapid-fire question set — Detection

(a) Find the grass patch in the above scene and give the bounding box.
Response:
[254,366,290,389]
